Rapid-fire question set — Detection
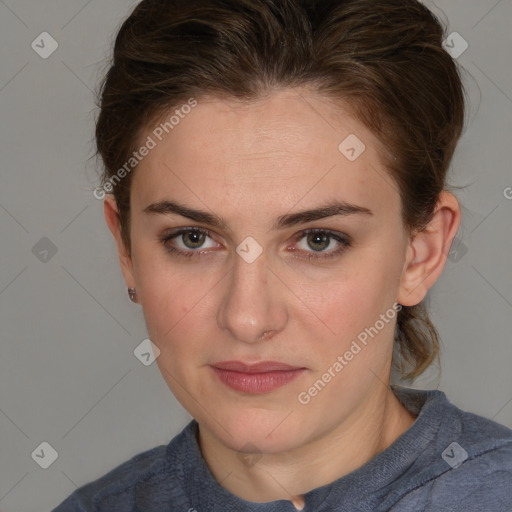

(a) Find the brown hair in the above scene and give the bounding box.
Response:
[95,0,466,381]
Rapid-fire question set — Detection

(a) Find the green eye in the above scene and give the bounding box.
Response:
[160,227,218,258]
[180,230,207,249]
[293,229,352,261]
[306,232,332,251]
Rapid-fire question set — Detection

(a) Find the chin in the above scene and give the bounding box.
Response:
[202,405,309,454]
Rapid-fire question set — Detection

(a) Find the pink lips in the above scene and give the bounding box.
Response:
[210,360,306,394]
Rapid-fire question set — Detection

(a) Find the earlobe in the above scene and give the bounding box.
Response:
[103,196,136,288]
[398,191,461,306]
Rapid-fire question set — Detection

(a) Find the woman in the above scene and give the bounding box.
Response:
[54,0,512,510]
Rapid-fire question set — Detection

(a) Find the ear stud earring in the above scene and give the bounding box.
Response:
[128,287,137,303]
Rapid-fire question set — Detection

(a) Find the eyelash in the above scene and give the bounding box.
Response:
[159,227,352,261]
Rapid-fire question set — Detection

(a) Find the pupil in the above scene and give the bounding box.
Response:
[309,233,328,251]
[185,232,204,248]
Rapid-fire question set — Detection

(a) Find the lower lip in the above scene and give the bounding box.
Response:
[210,367,306,394]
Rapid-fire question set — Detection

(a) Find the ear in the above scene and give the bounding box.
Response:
[103,196,136,290]
[398,191,461,306]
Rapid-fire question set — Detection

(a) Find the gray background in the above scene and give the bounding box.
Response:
[0,0,511,510]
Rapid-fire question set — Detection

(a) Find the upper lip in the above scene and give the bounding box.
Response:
[210,361,304,373]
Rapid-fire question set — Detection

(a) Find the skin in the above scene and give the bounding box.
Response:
[104,88,460,509]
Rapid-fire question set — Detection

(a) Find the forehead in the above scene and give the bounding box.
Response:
[131,88,399,221]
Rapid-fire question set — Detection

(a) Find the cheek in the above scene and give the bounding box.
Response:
[141,276,206,345]
[311,256,401,330]
[142,285,208,403]
[131,253,181,336]
[304,255,402,369]
[134,260,219,373]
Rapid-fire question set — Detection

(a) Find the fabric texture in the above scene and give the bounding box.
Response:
[52,386,512,511]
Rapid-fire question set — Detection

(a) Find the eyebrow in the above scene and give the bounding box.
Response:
[143,199,373,231]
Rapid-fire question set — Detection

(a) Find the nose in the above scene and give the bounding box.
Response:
[216,250,288,344]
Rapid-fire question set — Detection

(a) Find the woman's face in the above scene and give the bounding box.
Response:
[114,88,414,453]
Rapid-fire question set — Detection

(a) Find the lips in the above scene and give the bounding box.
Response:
[209,360,306,394]
[211,360,303,373]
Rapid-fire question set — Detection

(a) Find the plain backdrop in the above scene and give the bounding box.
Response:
[0,1,511,510]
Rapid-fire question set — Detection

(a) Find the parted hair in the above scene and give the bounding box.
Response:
[95,0,466,381]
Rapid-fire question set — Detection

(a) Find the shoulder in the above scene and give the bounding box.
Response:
[435,392,512,474]
[391,387,512,512]
[52,420,196,512]
[430,408,512,511]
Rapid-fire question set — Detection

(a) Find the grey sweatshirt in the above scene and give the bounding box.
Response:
[52,386,512,511]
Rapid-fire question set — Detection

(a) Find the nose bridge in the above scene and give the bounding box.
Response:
[217,249,286,344]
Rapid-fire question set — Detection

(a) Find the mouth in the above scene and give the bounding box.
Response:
[209,360,307,394]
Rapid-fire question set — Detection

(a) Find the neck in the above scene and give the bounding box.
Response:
[198,385,416,510]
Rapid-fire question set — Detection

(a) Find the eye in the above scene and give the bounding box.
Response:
[291,228,352,261]
[159,227,352,261]
[159,227,219,258]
